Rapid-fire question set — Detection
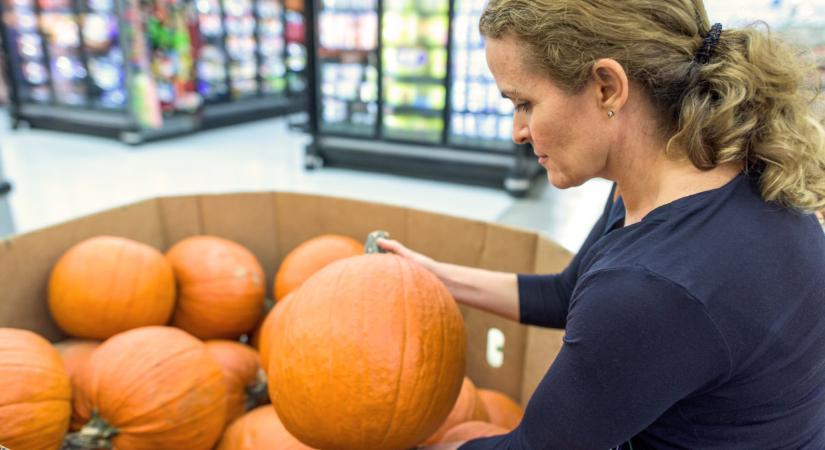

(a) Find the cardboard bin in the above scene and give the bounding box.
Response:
[0,191,571,405]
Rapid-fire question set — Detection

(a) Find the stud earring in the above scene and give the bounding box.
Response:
[607,111,615,118]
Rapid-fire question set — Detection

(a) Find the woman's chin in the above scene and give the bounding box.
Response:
[546,171,583,190]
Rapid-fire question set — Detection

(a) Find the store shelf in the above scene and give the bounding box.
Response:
[384,105,443,117]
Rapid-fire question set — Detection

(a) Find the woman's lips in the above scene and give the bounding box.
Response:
[535,154,549,165]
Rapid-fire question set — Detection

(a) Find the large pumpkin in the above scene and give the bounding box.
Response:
[273,234,362,300]
[216,406,314,450]
[205,340,267,425]
[441,421,509,443]
[166,236,265,339]
[0,328,71,449]
[69,326,227,449]
[477,389,524,431]
[425,377,490,444]
[268,253,467,450]
[256,293,293,373]
[53,339,100,382]
[48,236,176,339]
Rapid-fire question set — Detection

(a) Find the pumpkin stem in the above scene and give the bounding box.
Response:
[62,410,118,450]
[245,368,269,410]
[365,230,391,254]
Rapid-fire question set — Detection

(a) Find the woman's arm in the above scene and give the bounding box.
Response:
[379,183,621,327]
[457,268,730,449]
[379,238,520,320]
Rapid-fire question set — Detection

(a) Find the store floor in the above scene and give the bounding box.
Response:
[0,109,611,254]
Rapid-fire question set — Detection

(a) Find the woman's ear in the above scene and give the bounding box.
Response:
[591,59,629,116]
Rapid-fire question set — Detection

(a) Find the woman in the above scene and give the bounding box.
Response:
[383,0,825,449]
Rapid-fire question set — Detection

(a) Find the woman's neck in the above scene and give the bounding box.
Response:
[616,157,742,226]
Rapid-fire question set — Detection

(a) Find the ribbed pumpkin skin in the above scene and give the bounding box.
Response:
[273,234,363,300]
[441,421,509,443]
[256,293,293,373]
[72,326,227,449]
[205,340,264,425]
[0,328,71,450]
[477,389,524,431]
[425,377,489,444]
[48,236,176,339]
[166,236,265,339]
[216,406,314,450]
[268,254,466,450]
[54,339,100,382]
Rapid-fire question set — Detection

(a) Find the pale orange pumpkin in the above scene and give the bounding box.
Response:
[441,421,509,443]
[0,328,71,450]
[205,340,267,425]
[256,293,293,374]
[216,406,315,450]
[273,234,363,300]
[166,236,265,339]
[53,339,100,382]
[477,389,524,431]
[69,326,227,449]
[268,254,466,450]
[425,377,490,444]
[48,236,176,339]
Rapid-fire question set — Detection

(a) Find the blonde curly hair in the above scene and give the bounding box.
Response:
[480,0,825,213]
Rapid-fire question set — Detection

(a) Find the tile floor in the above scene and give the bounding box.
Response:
[0,109,612,254]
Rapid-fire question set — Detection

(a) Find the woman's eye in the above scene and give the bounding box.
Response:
[515,103,530,113]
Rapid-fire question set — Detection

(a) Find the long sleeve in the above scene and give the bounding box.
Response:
[460,268,731,450]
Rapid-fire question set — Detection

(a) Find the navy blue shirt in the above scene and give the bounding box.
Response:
[460,173,825,449]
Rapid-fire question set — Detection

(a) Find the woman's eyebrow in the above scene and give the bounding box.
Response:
[500,89,520,100]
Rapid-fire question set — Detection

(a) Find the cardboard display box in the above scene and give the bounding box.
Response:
[0,192,571,405]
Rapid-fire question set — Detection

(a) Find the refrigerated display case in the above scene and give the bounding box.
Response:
[2,0,52,105]
[305,0,539,196]
[0,0,304,143]
[283,0,306,95]
[81,0,127,110]
[39,0,87,106]
[196,0,303,129]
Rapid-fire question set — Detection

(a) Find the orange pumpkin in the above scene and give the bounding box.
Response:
[166,236,265,339]
[69,326,226,449]
[256,293,293,373]
[477,389,524,431]
[268,254,466,450]
[441,421,509,443]
[216,406,314,450]
[53,339,100,381]
[425,377,490,444]
[0,328,71,449]
[205,340,267,425]
[273,234,362,300]
[48,236,176,339]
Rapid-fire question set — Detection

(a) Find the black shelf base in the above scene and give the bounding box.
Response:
[8,96,308,145]
[306,136,542,197]
[201,95,307,130]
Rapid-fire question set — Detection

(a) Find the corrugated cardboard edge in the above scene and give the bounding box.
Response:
[0,191,573,404]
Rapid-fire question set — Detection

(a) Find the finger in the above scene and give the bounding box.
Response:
[376,238,402,252]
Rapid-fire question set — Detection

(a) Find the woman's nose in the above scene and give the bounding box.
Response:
[512,119,530,145]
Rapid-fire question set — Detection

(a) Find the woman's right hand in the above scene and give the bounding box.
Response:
[377,238,438,273]
[378,237,520,321]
